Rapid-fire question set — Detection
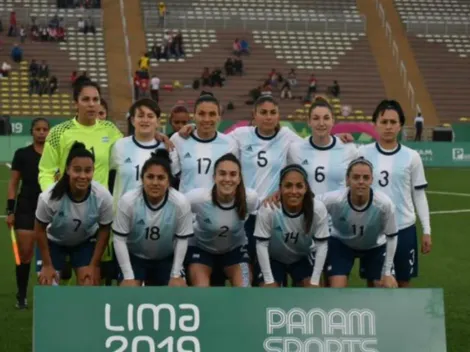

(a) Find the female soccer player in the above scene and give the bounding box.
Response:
[168,104,190,138]
[287,97,359,195]
[35,142,114,286]
[112,150,193,287]
[320,157,398,288]
[111,98,175,204]
[358,100,431,288]
[97,98,108,120]
[254,164,329,287]
[6,117,50,308]
[169,92,238,194]
[185,153,259,287]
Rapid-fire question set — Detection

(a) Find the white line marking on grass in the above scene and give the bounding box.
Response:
[430,209,470,215]
[427,191,470,197]
[5,163,11,168]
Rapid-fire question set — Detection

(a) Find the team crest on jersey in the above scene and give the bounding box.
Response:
[184,152,192,158]
[102,137,109,143]
[124,157,132,163]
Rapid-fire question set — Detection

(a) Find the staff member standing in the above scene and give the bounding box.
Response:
[414,112,424,141]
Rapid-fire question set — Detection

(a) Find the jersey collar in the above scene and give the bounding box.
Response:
[132,135,161,149]
[282,205,303,218]
[375,142,401,155]
[73,116,98,129]
[190,131,218,143]
[143,189,169,211]
[347,189,373,212]
[255,127,279,141]
[309,135,336,150]
[67,185,92,204]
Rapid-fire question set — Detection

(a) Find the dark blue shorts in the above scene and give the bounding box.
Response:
[392,224,418,281]
[327,237,385,281]
[244,214,257,260]
[186,245,250,269]
[254,255,315,286]
[118,253,177,285]
[48,237,96,272]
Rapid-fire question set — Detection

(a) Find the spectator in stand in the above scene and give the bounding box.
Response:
[288,68,297,86]
[85,17,96,34]
[47,26,57,41]
[158,2,167,27]
[224,58,234,76]
[414,112,424,141]
[1,62,12,78]
[201,67,211,86]
[233,57,243,76]
[133,71,141,99]
[140,75,149,97]
[48,76,58,95]
[240,38,250,55]
[49,14,60,28]
[173,30,185,58]
[40,26,48,41]
[233,38,241,56]
[328,80,340,97]
[280,80,292,100]
[39,60,49,79]
[98,98,108,120]
[31,24,40,41]
[150,74,160,102]
[0,19,3,33]
[71,71,78,86]
[29,76,40,95]
[8,11,17,37]
[57,26,65,41]
[269,69,278,88]
[20,26,26,43]
[11,44,23,63]
[168,105,190,138]
[308,74,317,95]
[150,42,161,60]
[139,53,150,72]
[210,69,225,87]
[78,18,85,33]
[29,59,39,78]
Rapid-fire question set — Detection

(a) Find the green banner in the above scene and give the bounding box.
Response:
[34,287,446,352]
[451,123,470,142]
[9,117,68,135]
[404,142,470,167]
[0,136,32,163]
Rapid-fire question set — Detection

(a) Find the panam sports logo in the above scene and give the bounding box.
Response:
[452,148,470,161]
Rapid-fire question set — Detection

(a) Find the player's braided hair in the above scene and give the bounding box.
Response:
[346,157,373,177]
[141,149,175,188]
[211,153,247,220]
[50,142,95,200]
[279,164,315,233]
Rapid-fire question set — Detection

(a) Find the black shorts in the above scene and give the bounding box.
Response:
[14,202,36,231]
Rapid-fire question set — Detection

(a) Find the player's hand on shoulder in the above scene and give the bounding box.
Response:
[39,265,59,286]
[168,277,187,287]
[263,191,281,209]
[6,214,14,228]
[421,234,432,254]
[380,275,398,288]
[178,124,195,139]
[155,132,175,151]
[337,133,354,143]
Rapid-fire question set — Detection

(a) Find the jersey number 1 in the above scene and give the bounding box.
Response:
[135,165,140,181]
[352,225,364,237]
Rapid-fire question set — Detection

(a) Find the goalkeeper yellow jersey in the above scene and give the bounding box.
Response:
[38,117,123,191]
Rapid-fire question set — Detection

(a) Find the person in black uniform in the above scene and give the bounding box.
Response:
[6,117,50,309]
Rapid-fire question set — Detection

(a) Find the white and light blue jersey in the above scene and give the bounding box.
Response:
[287,136,359,195]
[254,199,329,264]
[358,143,427,230]
[230,126,302,200]
[170,132,239,194]
[110,136,170,208]
[318,188,398,250]
[35,181,114,246]
[112,188,194,260]
[185,187,259,254]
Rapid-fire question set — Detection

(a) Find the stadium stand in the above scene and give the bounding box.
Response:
[395,0,470,123]
[0,4,107,118]
[140,0,385,121]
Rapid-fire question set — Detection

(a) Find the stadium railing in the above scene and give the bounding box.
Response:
[404,20,470,35]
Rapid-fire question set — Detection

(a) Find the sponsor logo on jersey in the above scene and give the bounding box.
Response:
[58,211,65,217]
[203,218,212,224]
[339,216,346,222]
[275,226,282,231]
[102,137,109,143]
[302,159,309,165]
[124,157,132,163]
[137,219,145,225]
[246,145,253,152]
[184,152,192,158]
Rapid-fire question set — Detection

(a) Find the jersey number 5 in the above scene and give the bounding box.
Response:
[145,226,160,240]
[379,171,389,187]
[257,151,268,167]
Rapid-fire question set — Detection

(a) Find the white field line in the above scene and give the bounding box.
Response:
[427,191,470,197]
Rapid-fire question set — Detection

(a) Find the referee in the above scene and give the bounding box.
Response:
[6,118,50,309]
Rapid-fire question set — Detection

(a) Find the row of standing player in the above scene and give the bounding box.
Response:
[7,81,432,307]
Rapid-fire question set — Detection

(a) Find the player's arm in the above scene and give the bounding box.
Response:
[108,142,120,194]
[112,198,134,280]
[282,126,304,143]
[310,200,329,286]
[169,134,182,176]
[382,201,399,287]
[6,150,22,226]
[38,131,61,191]
[90,192,113,268]
[254,208,275,285]
[171,197,194,282]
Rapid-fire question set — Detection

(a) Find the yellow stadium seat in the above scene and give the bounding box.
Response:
[347,116,356,121]
[12,105,20,109]
[52,100,60,104]
[21,88,28,92]
[365,116,372,121]
[337,115,345,120]
[11,71,18,76]
[459,117,468,122]
[53,106,61,110]
[12,111,20,115]
[21,94,29,98]
[295,108,304,114]
[304,103,311,108]
[32,105,40,109]
[3,110,10,114]
[1,87,9,92]
[53,112,62,116]
[331,98,340,104]
[61,94,69,98]
[287,114,293,119]
[2,104,9,109]
[356,116,365,120]
[33,111,40,115]
[354,110,363,116]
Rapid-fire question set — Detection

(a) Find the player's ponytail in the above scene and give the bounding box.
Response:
[50,142,95,200]
[141,149,174,186]
[195,91,221,115]
[280,164,315,233]
[212,153,247,220]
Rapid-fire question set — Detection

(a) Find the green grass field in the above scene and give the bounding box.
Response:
[0,166,469,351]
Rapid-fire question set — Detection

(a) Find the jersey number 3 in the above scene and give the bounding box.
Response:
[379,171,389,187]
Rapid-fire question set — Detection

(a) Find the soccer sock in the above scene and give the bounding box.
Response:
[16,263,31,299]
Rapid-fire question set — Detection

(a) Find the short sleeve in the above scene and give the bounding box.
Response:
[227,135,240,159]
[109,142,120,170]
[253,206,273,241]
[184,188,206,212]
[312,200,330,240]
[112,196,132,236]
[108,122,124,145]
[346,143,360,162]
[35,193,53,224]
[410,151,427,189]
[282,127,303,143]
[99,191,114,226]
[383,201,399,236]
[286,143,296,164]
[175,197,194,238]
[11,149,22,171]
[246,188,260,214]
[169,149,181,175]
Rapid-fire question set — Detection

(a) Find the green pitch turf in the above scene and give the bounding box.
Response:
[0,166,469,351]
